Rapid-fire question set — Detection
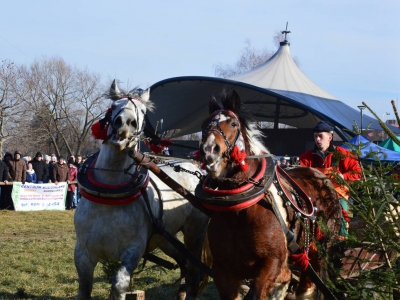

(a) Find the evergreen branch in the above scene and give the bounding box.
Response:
[362,101,399,145]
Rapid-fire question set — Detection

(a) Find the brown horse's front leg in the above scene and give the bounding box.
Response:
[244,259,290,300]
[213,264,242,300]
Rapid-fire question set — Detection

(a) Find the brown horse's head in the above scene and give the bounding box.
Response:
[199,90,268,179]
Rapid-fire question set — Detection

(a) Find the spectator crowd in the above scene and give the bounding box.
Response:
[0,151,86,211]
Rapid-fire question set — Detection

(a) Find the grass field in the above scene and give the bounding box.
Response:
[0,210,219,300]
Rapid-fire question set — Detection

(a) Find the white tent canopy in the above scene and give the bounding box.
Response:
[230,41,336,100]
[147,41,398,138]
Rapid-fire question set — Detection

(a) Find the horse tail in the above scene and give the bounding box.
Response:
[198,231,213,295]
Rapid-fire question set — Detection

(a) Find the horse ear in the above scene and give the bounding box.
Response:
[209,96,221,114]
[227,90,241,114]
[109,79,122,101]
[140,88,150,102]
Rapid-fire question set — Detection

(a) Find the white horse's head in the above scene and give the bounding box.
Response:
[105,80,154,151]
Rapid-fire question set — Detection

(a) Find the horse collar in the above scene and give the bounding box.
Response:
[77,152,149,205]
[195,156,275,211]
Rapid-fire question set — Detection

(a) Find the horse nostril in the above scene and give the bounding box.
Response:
[114,116,122,127]
[214,143,220,154]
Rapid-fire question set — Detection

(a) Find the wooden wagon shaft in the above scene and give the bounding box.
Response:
[128,150,212,217]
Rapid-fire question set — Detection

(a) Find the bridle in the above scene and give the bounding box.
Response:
[108,91,147,149]
[202,109,244,161]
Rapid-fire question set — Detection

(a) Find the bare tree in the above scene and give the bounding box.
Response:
[214,39,274,78]
[214,32,298,78]
[0,60,26,154]
[14,57,106,156]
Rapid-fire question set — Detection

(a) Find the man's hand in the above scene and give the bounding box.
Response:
[55,181,59,185]
[4,180,8,185]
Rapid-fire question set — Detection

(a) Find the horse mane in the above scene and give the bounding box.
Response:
[245,122,270,155]
[104,80,155,112]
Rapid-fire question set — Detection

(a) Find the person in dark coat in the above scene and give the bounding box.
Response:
[30,152,48,183]
[8,150,27,183]
[0,154,10,209]
[52,156,70,184]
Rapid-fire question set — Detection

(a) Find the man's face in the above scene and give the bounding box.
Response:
[15,154,20,160]
[37,156,42,161]
[77,156,82,163]
[59,158,65,164]
[314,132,332,152]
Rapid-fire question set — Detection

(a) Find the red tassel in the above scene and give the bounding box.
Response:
[91,121,108,140]
[291,250,310,271]
[230,145,248,172]
[150,143,163,154]
[342,208,350,222]
[315,226,325,242]
[159,139,172,147]
[190,150,202,159]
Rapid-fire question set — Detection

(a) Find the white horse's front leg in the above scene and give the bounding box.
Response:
[75,241,98,300]
[111,245,146,300]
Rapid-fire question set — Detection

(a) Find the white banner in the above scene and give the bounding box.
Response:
[12,182,68,211]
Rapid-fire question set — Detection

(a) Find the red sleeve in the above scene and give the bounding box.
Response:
[337,147,362,181]
[299,150,313,167]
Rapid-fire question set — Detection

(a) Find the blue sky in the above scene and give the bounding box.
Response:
[0,0,399,121]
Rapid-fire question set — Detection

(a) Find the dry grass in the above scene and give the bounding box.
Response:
[0,210,218,300]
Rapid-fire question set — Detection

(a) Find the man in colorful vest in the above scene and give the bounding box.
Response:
[299,121,362,237]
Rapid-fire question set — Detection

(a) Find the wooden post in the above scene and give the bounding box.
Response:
[109,290,145,300]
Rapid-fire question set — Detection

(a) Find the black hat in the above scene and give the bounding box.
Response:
[14,150,21,155]
[312,121,334,133]
[36,152,42,157]
[67,158,74,164]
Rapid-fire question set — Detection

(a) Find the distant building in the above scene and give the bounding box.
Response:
[386,119,399,128]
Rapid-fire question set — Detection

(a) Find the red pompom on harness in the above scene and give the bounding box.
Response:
[230,145,248,172]
[91,121,109,140]
[149,139,173,154]
[291,250,310,271]
[91,108,112,140]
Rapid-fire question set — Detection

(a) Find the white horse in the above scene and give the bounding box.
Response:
[74,81,210,300]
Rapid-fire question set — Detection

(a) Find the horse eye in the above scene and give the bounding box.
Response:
[231,122,237,128]
[111,105,116,110]
[131,120,137,128]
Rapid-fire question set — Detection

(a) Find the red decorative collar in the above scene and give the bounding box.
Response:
[78,153,149,205]
[199,157,268,211]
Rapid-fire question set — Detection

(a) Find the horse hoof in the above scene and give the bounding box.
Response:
[176,291,186,300]
[239,284,250,299]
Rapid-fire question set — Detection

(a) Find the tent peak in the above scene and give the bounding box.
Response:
[281,22,291,45]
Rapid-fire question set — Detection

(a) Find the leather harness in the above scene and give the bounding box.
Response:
[77,152,149,205]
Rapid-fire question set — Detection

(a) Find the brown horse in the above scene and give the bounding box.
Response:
[198,90,342,299]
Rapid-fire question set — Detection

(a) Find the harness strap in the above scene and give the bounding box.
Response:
[262,191,338,300]
[140,186,213,277]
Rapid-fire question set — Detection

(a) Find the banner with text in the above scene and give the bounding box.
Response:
[12,182,67,211]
